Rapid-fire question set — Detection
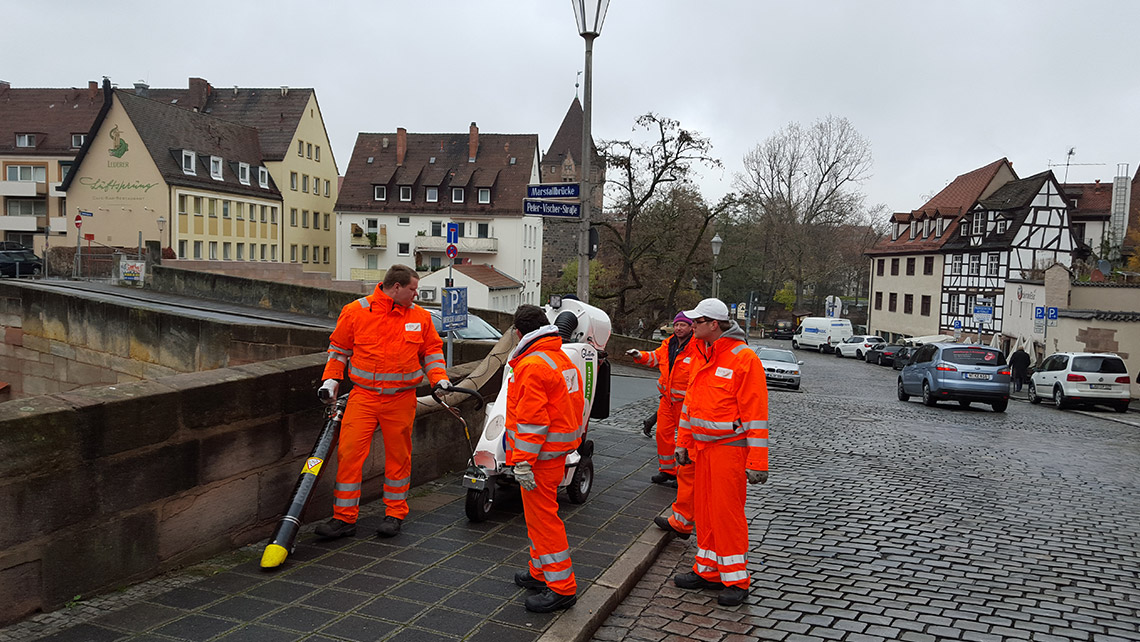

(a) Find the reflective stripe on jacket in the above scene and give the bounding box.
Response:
[635,334,698,402]
[506,326,586,466]
[321,284,447,392]
[678,323,769,471]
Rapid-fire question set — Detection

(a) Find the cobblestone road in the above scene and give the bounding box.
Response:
[594,344,1140,642]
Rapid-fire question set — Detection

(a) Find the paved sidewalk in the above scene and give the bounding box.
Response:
[3,398,668,642]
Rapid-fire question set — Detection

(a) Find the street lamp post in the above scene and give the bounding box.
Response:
[157,215,167,244]
[572,0,609,303]
[710,232,723,299]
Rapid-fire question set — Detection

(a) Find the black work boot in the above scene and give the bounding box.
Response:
[718,585,749,606]
[314,518,356,539]
[641,415,655,438]
[514,570,546,590]
[653,515,691,540]
[524,588,577,613]
[674,571,724,590]
[376,515,402,538]
[651,472,677,485]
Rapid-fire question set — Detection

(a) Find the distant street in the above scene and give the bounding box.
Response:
[596,341,1140,642]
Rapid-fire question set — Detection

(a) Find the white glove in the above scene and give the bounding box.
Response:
[674,447,691,466]
[318,379,339,404]
[747,469,768,485]
[625,349,640,358]
[433,379,452,394]
[514,461,537,491]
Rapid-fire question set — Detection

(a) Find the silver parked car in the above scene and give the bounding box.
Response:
[754,346,802,390]
[898,343,1010,412]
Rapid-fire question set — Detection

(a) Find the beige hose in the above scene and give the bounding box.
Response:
[416,329,518,411]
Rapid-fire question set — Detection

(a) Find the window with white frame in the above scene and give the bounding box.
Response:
[301,174,309,192]
[178,240,187,257]
[323,246,329,263]
[290,172,298,190]
[969,254,980,275]
[182,150,196,175]
[210,156,223,180]
[71,134,86,148]
[5,200,46,216]
[478,188,491,204]
[223,242,231,260]
[431,221,443,236]
[366,218,378,233]
[209,241,218,260]
[236,244,244,260]
[987,253,999,276]
[398,216,410,226]
[374,186,387,201]
[397,242,410,256]
[193,241,203,259]
[302,246,309,263]
[15,134,35,148]
[400,186,412,202]
[222,200,231,218]
[366,254,378,270]
[477,222,489,238]
[297,140,304,157]
[972,211,986,236]
[996,218,1007,234]
[316,146,321,162]
[452,187,464,203]
[426,187,438,202]
[952,254,962,274]
[909,220,917,239]
[260,205,267,223]
[307,143,312,159]
[290,244,298,262]
[6,165,46,182]
[324,180,330,197]
[948,293,958,315]
[271,207,278,224]
[238,163,250,185]
[960,220,968,236]
[259,167,269,188]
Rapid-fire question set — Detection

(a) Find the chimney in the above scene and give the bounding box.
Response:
[396,127,407,166]
[280,85,288,97]
[133,81,149,97]
[468,122,478,162]
[188,77,210,111]
[0,80,9,93]
[88,81,99,99]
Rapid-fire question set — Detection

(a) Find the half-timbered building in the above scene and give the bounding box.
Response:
[939,171,1076,340]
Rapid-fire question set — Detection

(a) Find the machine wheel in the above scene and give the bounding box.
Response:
[922,382,937,407]
[465,485,495,522]
[1028,382,1041,404]
[958,400,971,408]
[1053,386,1070,410]
[567,457,594,504]
[991,399,1008,413]
[897,379,909,402]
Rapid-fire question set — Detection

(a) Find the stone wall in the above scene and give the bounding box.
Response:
[0,352,495,625]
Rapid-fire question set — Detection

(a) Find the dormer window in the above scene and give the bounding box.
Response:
[182,150,196,175]
[258,167,269,188]
[972,211,986,236]
[15,134,35,148]
[909,220,917,239]
[238,162,250,185]
[996,219,1007,234]
[478,188,491,204]
[210,156,224,180]
[400,186,412,202]
[71,134,86,148]
[960,220,968,236]
[374,185,387,201]
[452,188,465,203]
[426,187,438,202]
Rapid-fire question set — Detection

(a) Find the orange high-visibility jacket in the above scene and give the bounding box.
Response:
[635,334,699,403]
[322,285,448,393]
[678,324,769,471]
[505,327,585,467]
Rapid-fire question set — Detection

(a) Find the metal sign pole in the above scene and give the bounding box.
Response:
[446,258,454,369]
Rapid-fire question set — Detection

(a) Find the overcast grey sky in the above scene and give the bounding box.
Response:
[8,1,1138,221]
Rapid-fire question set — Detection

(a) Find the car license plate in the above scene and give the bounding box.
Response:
[1089,383,1112,390]
[965,373,991,380]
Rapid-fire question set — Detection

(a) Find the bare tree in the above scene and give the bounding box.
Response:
[736,116,877,309]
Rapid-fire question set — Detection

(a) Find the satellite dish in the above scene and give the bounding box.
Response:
[1097,259,1112,274]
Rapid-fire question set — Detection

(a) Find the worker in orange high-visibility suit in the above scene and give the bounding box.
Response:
[316,264,451,540]
[674,298,768,607]
[625,311,699,539]
[506,304,585,614]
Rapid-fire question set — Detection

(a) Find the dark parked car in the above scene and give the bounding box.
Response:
[771,320,795,340]
[865,343,903,366]
[0,250,43,277]
[892,346,915,370]
[898,343,1010,412]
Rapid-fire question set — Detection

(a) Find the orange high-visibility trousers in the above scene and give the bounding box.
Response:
[691,443,750,589]
[521,459,577,596]
[655,396,679,475]
[332,387,417,523]
[667,451,695,535]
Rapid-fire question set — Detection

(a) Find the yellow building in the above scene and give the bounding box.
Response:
[62,82,282,261]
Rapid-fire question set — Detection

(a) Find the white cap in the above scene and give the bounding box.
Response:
[682,298,729,321]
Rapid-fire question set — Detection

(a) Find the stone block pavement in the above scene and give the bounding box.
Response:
[2,397,671,642]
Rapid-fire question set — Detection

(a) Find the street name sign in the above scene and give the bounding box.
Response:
[527,183,580,199]
[524,199,581,218]
[973,305,993,325]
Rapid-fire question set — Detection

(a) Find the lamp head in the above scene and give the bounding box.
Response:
[571,0,610,37]
[711,233,723,257]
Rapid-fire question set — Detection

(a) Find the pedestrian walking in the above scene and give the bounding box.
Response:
[674,298,769,607]
[1010,346,1030,393]
[315,264,451,540]
[626,312,699,539]
[506,305,585,613]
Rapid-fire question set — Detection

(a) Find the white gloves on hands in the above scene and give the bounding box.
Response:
[625,349,640,358]
[514,461,537,491]
[674,447,691,466]
[747,469,768,485]
[318,379,339,403]
[433,379,453,394]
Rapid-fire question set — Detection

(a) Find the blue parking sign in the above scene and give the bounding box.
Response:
[1046,307,1058,320]
[1034,306,1045,320]
[441,287,468,331]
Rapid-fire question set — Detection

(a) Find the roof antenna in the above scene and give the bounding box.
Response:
[575,70,582,99]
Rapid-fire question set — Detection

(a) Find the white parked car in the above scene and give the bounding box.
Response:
[1028,352,1131,413]
[835,335,885,359]
[754,346,803,390]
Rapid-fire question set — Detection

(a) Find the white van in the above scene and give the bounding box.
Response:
[792,317,854,353]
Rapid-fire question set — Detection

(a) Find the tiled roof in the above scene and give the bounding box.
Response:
[455,263,523,289]
[866,158,1015,257]
[0,82,105,156]
[942,172,1055,254]
[336,128,538,216]
[63,89,280,200]
[542,98,595,167]
[1062,181,1113,221]
[1059,309,1140,322]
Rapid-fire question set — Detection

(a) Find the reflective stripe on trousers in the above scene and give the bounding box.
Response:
[521,459,576,596]
[691,442,751,588]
